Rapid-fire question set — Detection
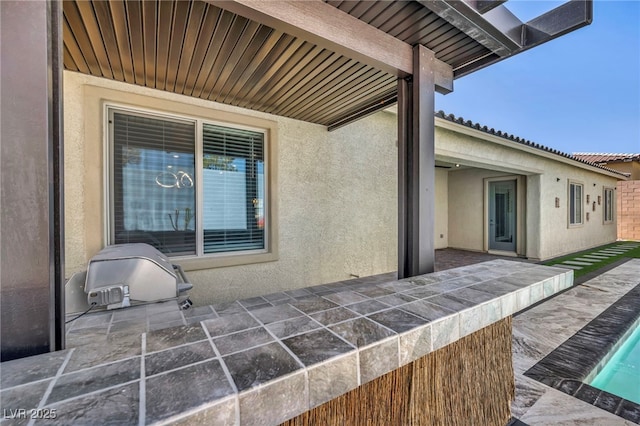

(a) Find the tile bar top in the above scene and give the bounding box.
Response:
[0,260,572,425]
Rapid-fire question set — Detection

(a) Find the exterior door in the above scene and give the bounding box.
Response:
[489,180,516,252]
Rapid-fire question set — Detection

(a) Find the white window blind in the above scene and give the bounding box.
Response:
[202,124,265,253]
[569,183,583,225]
[110,108,267,258]
[604,188,614,222]
[112,111,196,255]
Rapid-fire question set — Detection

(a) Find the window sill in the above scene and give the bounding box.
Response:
[568,223,584,229]
[175,251,278,272]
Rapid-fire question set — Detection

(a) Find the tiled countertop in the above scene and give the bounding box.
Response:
[0,260,572,425]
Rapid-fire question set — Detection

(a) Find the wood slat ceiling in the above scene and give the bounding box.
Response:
[63,0,397,128]
[63,1,491,128]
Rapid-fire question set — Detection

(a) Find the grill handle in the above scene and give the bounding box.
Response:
[173,263,194,293]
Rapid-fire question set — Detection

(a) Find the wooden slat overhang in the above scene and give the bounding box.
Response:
[63,0,399,128]
[62,0,592,129]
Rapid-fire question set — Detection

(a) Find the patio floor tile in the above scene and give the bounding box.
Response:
[145,341,216,377]
[50,382,140,425]
[329,318,395,348]
[282,329,354,366]
[146,360,234,423]
[223,342,302,392]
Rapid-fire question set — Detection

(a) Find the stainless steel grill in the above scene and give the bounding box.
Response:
[67,243,193,312]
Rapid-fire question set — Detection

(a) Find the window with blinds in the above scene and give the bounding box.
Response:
[112,111,196,255]
[604,188,614,223]
[569,182,583,225]
[202,124,265,253]
[110,108,266,258]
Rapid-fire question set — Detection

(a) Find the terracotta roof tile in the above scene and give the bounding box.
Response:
[571,153,640,164]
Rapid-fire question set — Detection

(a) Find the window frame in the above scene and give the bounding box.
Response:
[568,180,584,227]
[200,122,267,256]
[603,187,614,224]
[108,107,199,257]
[104,102,277,270]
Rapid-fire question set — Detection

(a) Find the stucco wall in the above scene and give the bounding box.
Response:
[537,163,618,258]
[63,71,398,304]
[435,169,448,249]
[603,162,640,180]
[436,124,619,260]
[525,175,542,259]
[447,168,511,252]
[63,73,622,304]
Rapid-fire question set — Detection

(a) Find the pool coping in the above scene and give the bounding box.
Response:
[523,281,640,424]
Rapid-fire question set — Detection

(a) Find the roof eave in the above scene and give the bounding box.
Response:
[434,115,629,180]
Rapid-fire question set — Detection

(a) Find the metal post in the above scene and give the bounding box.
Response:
[51,0,66,354]
[1,0,65,361]
[397,78,410,279]
[397,45,436,279]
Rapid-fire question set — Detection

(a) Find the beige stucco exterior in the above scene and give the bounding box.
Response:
[435,122,621,260]
[64,71,398,304]
[602,161,640,180]
[63,71,624,304]
[447,168,511,252]
[434,169,449,249]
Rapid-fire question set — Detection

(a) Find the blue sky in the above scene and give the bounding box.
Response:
[435,0,640,155]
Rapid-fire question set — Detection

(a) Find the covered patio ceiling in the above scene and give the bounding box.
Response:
[62,0,592,130]
[1,0,594,360]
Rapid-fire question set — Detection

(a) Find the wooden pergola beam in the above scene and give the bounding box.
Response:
[207,0,453,94]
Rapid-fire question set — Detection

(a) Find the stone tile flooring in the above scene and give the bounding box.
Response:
[512,258,640,425]
[435,248,532,271]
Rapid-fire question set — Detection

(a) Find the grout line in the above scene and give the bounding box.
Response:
[27,348,76,426]
[144,337,209,356]
[243,309,307,369]
[49,351,143,378]
[38,378,141,410]
[151,395,236,426]
[206,304,216,316]
[0,376,56,393]
[265,318,324,341]
[143,355,221,381]
[106,309,115,335]
[138,333,146,426]
[201,327,236,392]
[201,324,239,425]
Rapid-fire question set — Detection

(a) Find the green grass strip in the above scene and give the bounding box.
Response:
[544,241,640,278]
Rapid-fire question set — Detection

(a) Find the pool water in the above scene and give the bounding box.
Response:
[590,324,640,404]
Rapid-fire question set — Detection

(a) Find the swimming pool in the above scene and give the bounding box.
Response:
[590,323,640,404]
[524,279,640,422]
